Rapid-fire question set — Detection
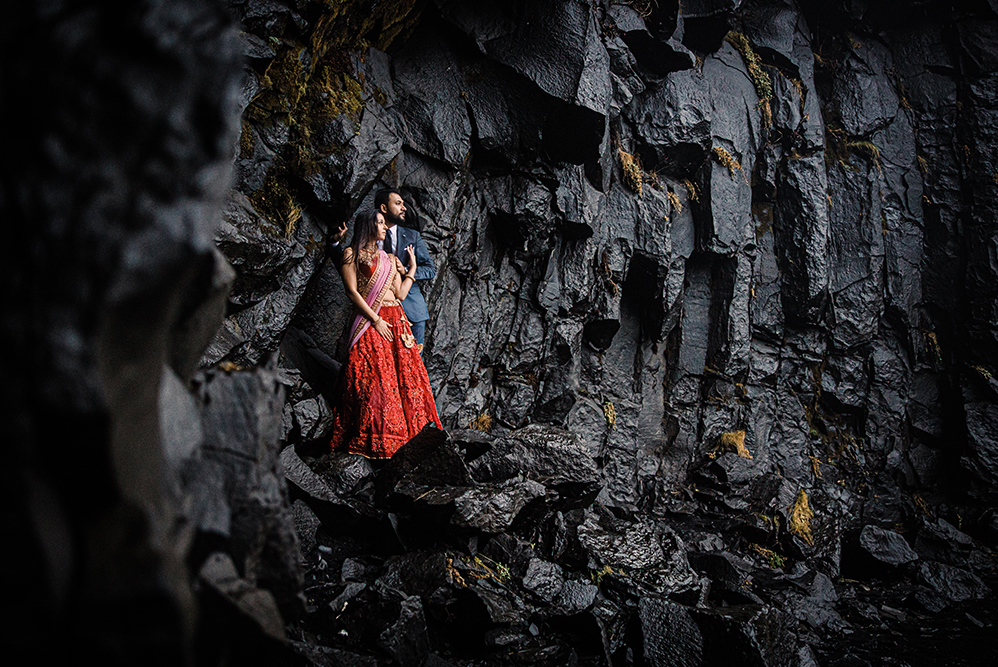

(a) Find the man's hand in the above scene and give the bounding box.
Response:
[331,221,348,244]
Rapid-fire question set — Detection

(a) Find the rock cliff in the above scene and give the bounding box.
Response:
[4,0,998,665]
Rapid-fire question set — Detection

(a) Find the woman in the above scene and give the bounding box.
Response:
[328,208,442,458]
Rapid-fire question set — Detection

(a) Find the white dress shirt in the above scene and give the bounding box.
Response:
[377,225,398,254]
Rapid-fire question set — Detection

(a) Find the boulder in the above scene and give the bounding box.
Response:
[468,424,601,506]
[576,507,699,595]
[694,604,800,667]
[917,561,991,602]
[377,596,432,667]
[638,597,704,667]
[451,478,548,533]
[858,525,919,566]
[197,365,303,618]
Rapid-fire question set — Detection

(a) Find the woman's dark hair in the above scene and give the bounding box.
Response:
[343,207,381,265]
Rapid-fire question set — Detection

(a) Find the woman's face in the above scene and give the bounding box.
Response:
[375,213,387,241]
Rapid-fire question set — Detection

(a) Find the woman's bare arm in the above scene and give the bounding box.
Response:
[340,249,392,340]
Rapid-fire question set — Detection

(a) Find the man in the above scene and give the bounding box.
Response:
[373,188,436,351]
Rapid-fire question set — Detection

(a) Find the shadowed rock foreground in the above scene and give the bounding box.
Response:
[4,0,998,665]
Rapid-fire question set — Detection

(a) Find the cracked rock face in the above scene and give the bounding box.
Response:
[216,1,998,662]
[9,0,998,664]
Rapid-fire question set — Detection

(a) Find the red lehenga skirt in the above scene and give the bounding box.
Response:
[329,301,442,458]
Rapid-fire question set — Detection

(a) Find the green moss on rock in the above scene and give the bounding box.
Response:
[241,1,425,220]
[249,167,302,240]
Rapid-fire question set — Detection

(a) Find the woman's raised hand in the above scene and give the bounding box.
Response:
[373,317,393,341]
[405,245,416,271]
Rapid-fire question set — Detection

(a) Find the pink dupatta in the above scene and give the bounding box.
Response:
[346,249,395,351]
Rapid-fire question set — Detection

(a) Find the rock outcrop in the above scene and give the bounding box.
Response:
[6,0,998,665]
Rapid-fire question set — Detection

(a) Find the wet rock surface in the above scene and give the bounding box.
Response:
[8,0,998,665]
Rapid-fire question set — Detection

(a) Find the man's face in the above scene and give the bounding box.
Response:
[382,193,406,226]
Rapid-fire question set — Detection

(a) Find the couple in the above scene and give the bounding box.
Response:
[328,189,442,459]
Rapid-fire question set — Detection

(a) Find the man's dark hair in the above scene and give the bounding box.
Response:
[373,187,402,212]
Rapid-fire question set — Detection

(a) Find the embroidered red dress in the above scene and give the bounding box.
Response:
[329,248,442,458]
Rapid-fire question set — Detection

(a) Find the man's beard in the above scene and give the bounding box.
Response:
[386,210,405,227]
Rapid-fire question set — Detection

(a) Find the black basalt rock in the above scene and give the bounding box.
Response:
[858,524,919,566]
[468,424,602,508]
[694,604,800,667]
[775,154,830,324]
[608,4,695,77]
[17,0,998,663]
[626,69,712,178]
[638,597,704,667]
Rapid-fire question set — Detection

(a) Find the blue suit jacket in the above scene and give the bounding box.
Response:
[388,224,435,323]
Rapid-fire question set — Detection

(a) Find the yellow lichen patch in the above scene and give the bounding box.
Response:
[717,430,752,459]
[241,0,426,219]
[925,331,942,362]
[749,543,785,569]
[590,564,627,586]
[810,455,823,479]
[712,146,744,179]
[788,75,806,105]
[469,412,493,432]
[845,140,881,171]
[239,120,255,158]
[217,361,244,372]
[757,97,773,128]
[724,31,773,102]
[788,489,814,545]
[917,155,928,174]
[303,62,365,123]
[913,493,932,517]
[249,168,303,240]
[788,76,806,100]
[312,0,424,53]
[288,139,320,179]
[624,0,657,17]
[257,45,308,114]
[603,401,617,428]
[972,364,993,379]
[619,148,644,196]
[445,558,467,587]
[469,554,510,584]
[668,190,683,215]
[683,178,700,202]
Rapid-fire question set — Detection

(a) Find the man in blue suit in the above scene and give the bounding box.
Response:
[373,188,435,351]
